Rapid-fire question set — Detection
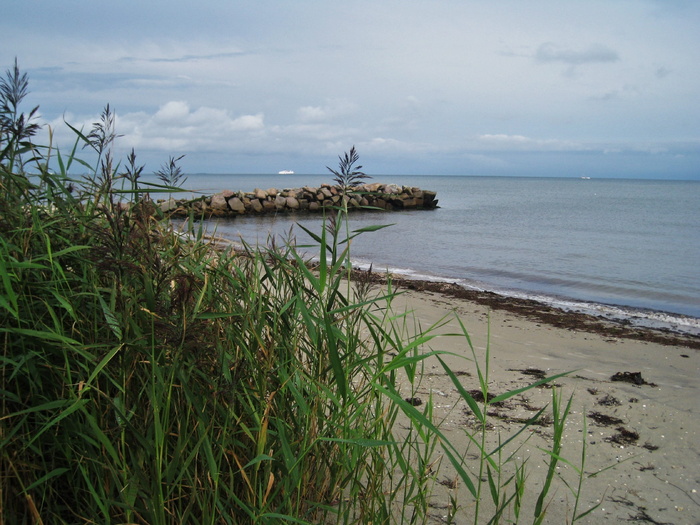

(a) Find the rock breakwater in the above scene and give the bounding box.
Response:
[161,183,438,218]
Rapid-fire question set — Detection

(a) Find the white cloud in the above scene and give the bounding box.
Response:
[154,101,190,123]
[297,106,328,122]
[361,137,414,153]
[268,122,360,153]
[50,102,269,153]
[230,114,265,132]
[476,134,588,152]
[297,99,358,123]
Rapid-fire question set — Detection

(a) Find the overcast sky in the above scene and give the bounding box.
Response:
[3,0,699,178]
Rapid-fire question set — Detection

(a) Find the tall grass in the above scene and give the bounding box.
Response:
[1,60,601,524]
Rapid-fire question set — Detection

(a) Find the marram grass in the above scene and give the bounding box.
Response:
[0,60,604,524]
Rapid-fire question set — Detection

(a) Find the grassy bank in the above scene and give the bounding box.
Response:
[1,60,598,524]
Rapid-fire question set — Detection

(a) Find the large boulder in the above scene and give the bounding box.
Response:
[159,198,178,213]
[229,197,246,213]
[210,192,230,211]
[250,199,263,213]
[422,191,438,209]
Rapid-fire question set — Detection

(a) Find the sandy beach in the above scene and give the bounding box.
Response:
[370,275,700,524]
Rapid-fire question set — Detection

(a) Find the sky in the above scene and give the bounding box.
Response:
[2,0,699,178]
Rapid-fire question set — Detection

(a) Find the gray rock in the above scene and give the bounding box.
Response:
[250,199,263,212]
[159,198,178,213]
[210,192,229,211]
[229,197,245,213]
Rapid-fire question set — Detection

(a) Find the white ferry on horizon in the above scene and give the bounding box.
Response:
[278,170,295,175]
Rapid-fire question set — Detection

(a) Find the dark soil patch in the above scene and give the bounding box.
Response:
[438,477,459,489]
[588,411,624,426]
[467,389,505,406]
[611,371,657,387]
[516,399,544,412]
[607,426,640,445]
[508,368,546,380]
[597,394,622,406]
[627,508,673,524]
[424,370,470,378]
[488,409,553,427]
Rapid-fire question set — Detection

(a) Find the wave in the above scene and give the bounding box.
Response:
[350,257,700,337]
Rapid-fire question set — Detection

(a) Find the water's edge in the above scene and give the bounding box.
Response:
[212,233,700,342]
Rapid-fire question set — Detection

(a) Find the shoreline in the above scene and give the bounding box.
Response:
[215,232,699,349]
[205,226,699,342]
[351,268,700,350]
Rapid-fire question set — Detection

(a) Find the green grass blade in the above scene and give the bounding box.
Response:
[20,468,69,494]
[489,370,572,404]
[437,355,484,423]
[373,382,478,497]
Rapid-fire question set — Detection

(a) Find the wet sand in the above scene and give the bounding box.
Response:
[364,273,700,524]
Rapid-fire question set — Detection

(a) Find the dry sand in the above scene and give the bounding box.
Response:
[374,277,700,524]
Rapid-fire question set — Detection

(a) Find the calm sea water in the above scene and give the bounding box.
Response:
[161,174,700,334]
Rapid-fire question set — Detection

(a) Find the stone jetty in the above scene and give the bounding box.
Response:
[161,183,438,218]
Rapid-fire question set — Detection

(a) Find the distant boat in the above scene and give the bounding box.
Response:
[580,176,591,180]
[278,170,294,175]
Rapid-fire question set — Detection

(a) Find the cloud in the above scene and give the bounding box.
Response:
[267,122,362,156]
[655,66,672,79]
[588,90,619,101]
[476,134,588,152]
[153,101,190,123]
[64,101,266,153]
[535,42,619,65]
[297,99,357,123]
[11,0,696,179]
[360,137,415,153]
[297,106,330,122]
[126,50,246,64]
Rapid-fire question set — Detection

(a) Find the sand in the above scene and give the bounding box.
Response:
[375,279,700,524]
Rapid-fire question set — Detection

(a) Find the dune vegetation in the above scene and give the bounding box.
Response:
[1,60,595,524]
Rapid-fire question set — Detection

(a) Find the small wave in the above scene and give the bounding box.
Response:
[560,301,700,336]
[355,259,700,337]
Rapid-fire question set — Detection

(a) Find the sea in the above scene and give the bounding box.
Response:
[153,174,700,336]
